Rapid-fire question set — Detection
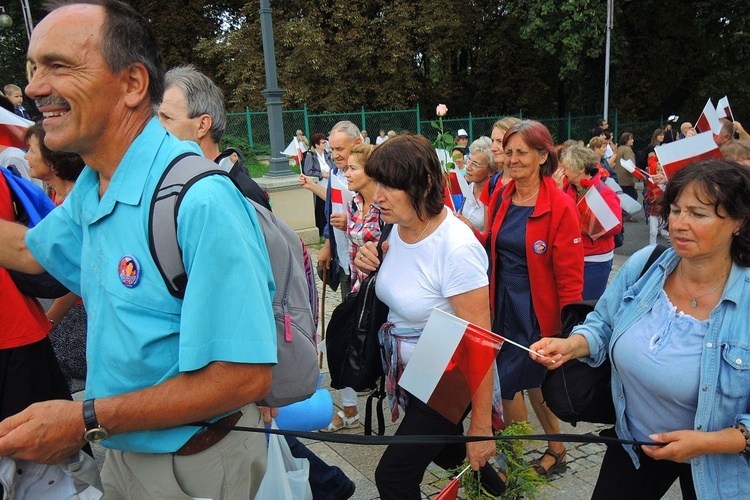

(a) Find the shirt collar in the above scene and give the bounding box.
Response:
[75,117,171,222]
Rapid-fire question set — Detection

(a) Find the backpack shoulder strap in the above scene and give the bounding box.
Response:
[149,153,229,298]
[638,244,668,281]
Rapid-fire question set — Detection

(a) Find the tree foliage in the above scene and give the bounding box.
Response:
[1,0,749,123]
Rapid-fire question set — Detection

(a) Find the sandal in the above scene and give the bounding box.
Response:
[532,447,567,477]
[319,410,360,433]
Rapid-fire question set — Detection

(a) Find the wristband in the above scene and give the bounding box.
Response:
[732,424,750,455]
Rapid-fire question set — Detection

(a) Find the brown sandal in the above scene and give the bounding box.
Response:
[532,447,567,477]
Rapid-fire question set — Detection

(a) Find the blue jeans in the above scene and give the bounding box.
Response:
[583,259,613,301]
[286,436,353,500]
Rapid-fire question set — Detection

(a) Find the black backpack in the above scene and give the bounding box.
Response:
[541,244,667,425]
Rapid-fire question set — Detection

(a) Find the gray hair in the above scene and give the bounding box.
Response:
[561,145,600,176]
[469,136,496,171]
[164,65,226,144]
[329,121,361,140]
[45,0,164,104]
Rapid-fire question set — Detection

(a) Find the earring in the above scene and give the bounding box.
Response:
[734,231,740,237]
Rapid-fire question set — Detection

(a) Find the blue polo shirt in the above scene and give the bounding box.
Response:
[26,117,277,453]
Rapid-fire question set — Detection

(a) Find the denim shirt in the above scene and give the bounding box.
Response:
[574,246,750,499]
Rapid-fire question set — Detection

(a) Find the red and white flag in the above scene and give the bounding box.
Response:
[655,131,722,180]
[716,96,734,121]
[619,158,652,183]
[0,107,33,149]
[281,138,305,166]
[695,98,722,135]
[399,308,503,424]
[577,185,621,241]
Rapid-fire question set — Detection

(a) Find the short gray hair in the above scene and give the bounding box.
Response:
[164,65,226,144]
[329,120,361,141]
[469,136,497,171]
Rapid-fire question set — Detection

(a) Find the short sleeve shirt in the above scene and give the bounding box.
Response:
[25,118,277,453]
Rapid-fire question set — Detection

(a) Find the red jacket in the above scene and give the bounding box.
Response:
[478,176,584,337]
[562,173,622,257]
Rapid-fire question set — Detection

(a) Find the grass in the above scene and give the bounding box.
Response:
[246,158,300,178]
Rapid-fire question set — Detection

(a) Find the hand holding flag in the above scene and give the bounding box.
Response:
[399,309,554,424]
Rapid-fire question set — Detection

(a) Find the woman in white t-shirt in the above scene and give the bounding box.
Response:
[356,135,504,499]
[459,137,496,231]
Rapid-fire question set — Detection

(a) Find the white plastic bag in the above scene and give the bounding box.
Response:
[604,177,642,216]
[255,421,312,500]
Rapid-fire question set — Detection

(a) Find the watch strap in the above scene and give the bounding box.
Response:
[83,398,98,430]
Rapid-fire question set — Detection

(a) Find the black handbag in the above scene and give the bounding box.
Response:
[326,224,393,392]
[541,245,667,426]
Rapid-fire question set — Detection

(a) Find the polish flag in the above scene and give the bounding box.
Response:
[620,158,652,183]
[0,108,33,149]
[435,478,460,500]
[399,309,503,424]
[694,98,722,135]
[655,131,722,180]
[577,186,621,241]
[716,96,734,121]
[281,138,305,166]
[329,169,353,214]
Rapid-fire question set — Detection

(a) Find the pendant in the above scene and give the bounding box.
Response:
[691,298,698,308]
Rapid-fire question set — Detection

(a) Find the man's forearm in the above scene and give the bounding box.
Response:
[0,220,44,274]
[96,361,272,436]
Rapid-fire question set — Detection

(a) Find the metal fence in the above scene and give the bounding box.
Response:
[224,106,664,157]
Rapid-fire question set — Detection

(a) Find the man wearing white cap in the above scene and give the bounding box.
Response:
[455,128,470,151]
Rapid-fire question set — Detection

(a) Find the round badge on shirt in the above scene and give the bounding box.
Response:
[118,254,141,287]
[532,240,547,255]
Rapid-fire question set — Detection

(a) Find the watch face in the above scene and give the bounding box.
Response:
[84,427,109,443]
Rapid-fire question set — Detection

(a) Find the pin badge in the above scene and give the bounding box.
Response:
[118,254,141,287]
[533,240,547,255]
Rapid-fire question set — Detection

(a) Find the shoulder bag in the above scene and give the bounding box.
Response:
[326,223,393,392]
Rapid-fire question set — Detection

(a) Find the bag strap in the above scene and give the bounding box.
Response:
[638,244,668,280]
[364,377,386,436]
[149,153,237,298]
[375,223,393,266]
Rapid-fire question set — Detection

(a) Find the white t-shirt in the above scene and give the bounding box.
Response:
[376,135,388,145]
[315,151,330,188]
[377,208,488,330]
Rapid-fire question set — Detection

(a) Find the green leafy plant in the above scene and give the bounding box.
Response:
[443,421,549,499]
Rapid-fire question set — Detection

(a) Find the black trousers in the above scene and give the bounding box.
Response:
[592,441,696,500]
[375,395,467,500]
[0,336,72,420]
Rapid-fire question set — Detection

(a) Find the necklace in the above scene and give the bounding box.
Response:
[514,188,540,205]
[678,262,729,308]
[406,217,433,244]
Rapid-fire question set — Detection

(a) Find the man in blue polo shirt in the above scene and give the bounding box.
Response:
[0,1,276,497]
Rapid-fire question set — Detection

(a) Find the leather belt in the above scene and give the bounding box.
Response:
[175,410,242,456]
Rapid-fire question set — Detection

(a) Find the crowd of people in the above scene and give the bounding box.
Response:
[1,1,749,499]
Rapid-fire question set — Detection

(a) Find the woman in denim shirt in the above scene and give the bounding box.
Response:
[531,160,750,499]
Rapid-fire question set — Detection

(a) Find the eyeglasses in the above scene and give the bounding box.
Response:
[466,158,488,169]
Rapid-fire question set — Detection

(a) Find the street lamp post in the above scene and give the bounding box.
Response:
[603,0,613,121]
[259,0,293,177]
[0,1,34,39]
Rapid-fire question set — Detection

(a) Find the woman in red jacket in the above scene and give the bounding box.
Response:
[478,120,584,478]
[559,145,622,300]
